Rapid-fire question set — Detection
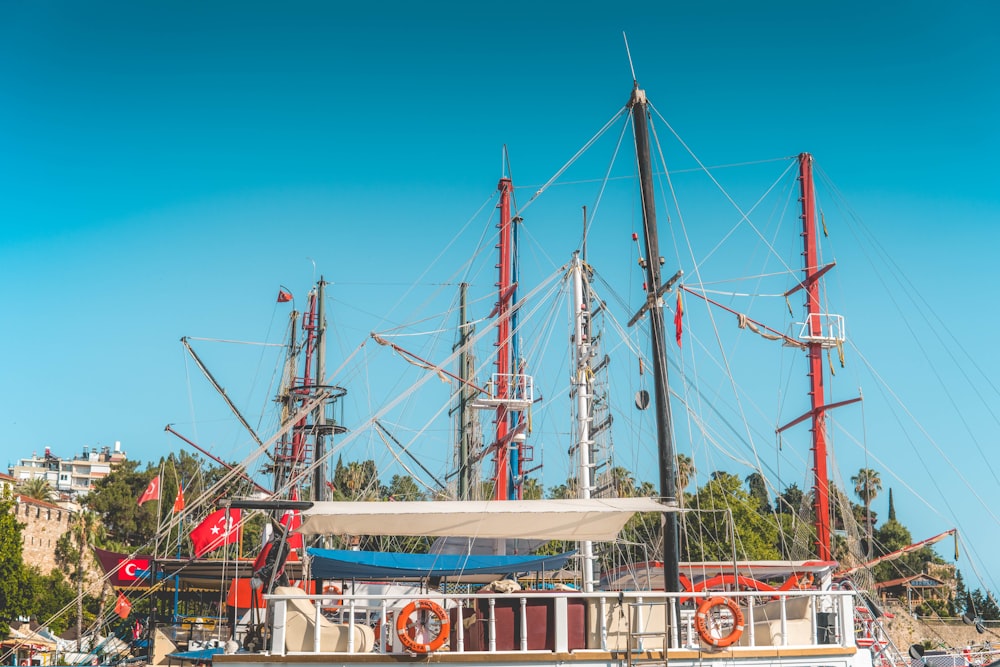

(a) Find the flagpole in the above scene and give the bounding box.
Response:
[153,464,164,558]
[173,475,183,623]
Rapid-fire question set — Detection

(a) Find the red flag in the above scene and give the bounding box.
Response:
[173,483,185,513]
[277,289,293,303]
[115,591,132,619]
[280,490,303,549]
[190,508,242,557]
[118,558,150,581]
[137,475,160,506]
[674,291,683,347]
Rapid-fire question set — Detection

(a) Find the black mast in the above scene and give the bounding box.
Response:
[629,84,681,595]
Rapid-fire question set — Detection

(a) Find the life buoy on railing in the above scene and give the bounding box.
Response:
[321,583,342,613]
[695,597,745,648]
[395,599,450,653]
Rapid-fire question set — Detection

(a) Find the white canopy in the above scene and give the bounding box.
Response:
[298,497,675,541]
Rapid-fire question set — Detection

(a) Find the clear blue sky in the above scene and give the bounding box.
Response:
[3,1,1000,594]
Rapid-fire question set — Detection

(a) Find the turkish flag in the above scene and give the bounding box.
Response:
[138,475,160,506]
[277,289,293,303]
[190,508,242,557]
[118,558,150,581]
[173,483,185,513]
[115,591,132,619]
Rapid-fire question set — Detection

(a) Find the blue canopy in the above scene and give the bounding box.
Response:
[167,647,225,663]
[307,548,575,579]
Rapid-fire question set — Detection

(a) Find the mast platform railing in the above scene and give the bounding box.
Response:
[790,314,846,348]
[468,373,534,410]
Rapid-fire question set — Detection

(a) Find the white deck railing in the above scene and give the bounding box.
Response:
[263,588,858,656]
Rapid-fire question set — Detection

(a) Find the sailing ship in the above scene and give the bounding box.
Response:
[197,80,901,667]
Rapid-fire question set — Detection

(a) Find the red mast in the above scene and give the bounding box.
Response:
[493,177,513,500]
[288,290,318,475]
[798,152,832,561]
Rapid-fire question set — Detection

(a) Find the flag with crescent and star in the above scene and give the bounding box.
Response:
[137,475,160,506]
[189,508,243,557]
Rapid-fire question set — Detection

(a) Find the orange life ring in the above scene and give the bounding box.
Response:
[395,599,450,653]
[321,583,342,613]
[695,597,744,648]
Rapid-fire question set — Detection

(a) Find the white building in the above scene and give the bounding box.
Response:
[9,441,127,497]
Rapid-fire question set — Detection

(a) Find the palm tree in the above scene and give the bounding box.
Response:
[608,467,635,498]
[72,510,101,641]
[343,461,376,499]
[675,455,695,495]
[521,477,543,500]
[851,468,882,558]
[18,477,55,502]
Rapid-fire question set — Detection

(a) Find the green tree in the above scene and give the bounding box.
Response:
[84,452,236,556]
[85,460,158,547]
[334,459,380,499]
[745,471,772,514]
[675,454,695,495]
[608,467,636,498]
[385,475,426,501]
[683,472,780,561]
[521,477,543,500]
[0,493,32,636]
[547,480,574,500]
[968,589,1000,621]
[17,477,55,502]
[23,568,77,635]
[70,511,102,640]
[851,468,882,558]
[871,518,938,582]
[776,483,804,515]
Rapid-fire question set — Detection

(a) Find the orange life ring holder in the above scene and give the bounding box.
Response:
[321,583,342,613]
[395,599,450,653]
[695,597,744,648]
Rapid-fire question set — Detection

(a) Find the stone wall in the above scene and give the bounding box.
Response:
[16,496,73,574]
[13,495,102,595]
[882,601,1000,655]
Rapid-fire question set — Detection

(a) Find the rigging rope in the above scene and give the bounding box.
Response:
[736,312,784,342]
[520,106,629,215]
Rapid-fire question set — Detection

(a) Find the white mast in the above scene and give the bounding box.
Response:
[570,251,596,592]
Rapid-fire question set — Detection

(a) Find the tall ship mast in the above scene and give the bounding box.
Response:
[628,84,682,593]
[270,279,348,505]
[777,153,852,561]
[467,172,535,505]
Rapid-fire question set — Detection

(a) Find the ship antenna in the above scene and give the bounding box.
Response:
[623,31,637,86]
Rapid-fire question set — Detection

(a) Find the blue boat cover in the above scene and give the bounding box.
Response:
[307,548,575,579]
[167,647,225,663]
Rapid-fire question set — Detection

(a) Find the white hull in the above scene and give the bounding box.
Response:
[215,587,884,667]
